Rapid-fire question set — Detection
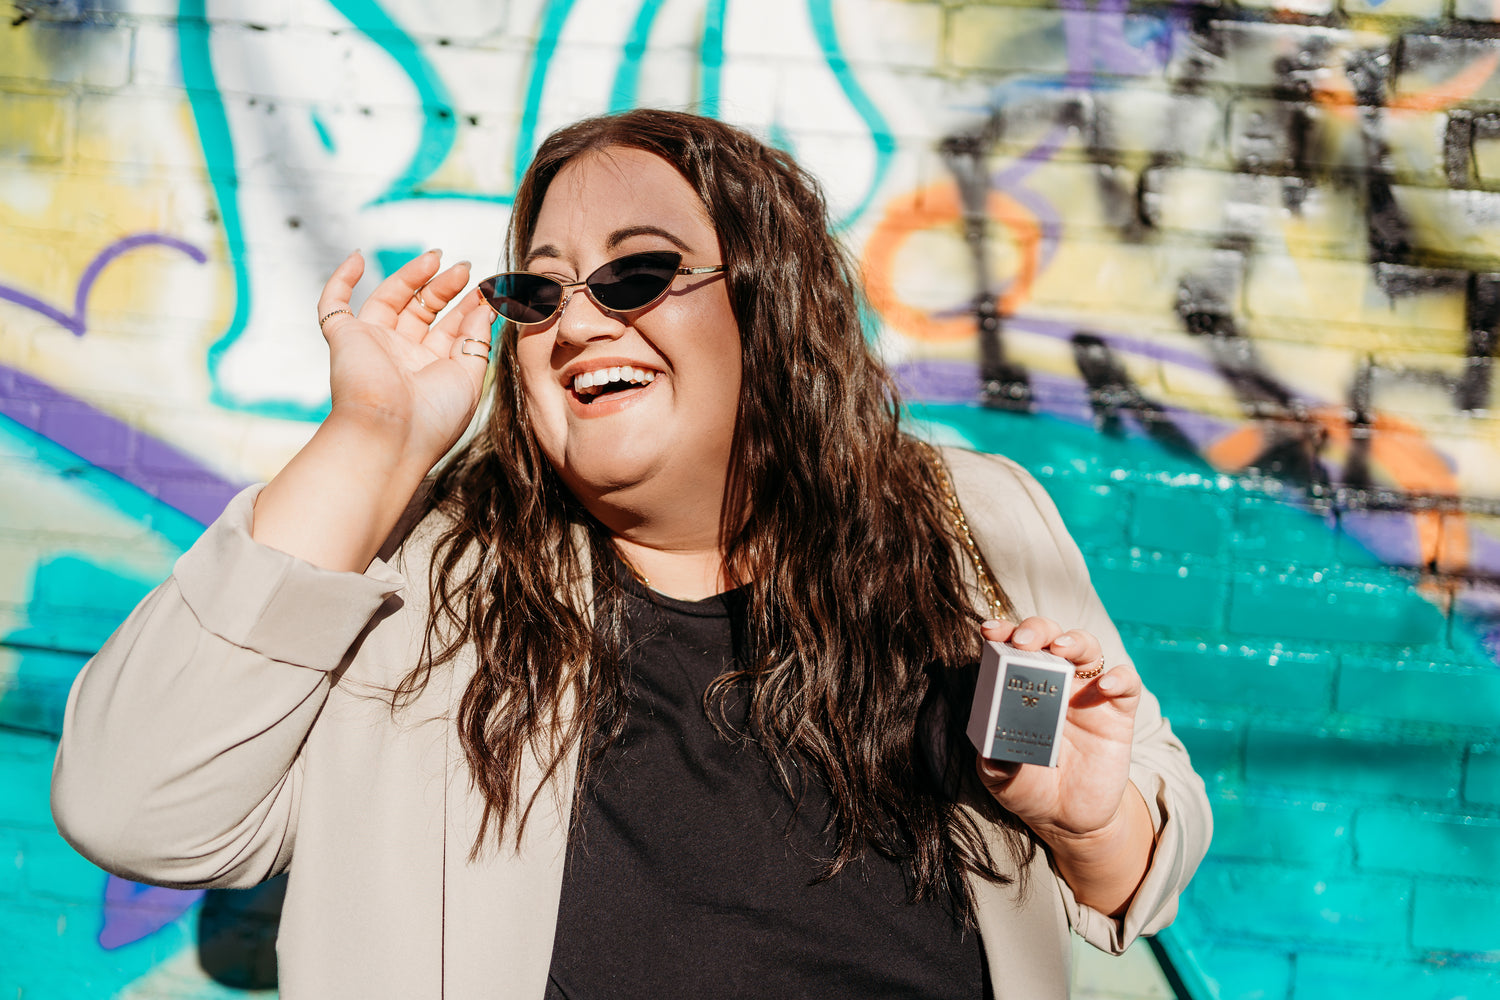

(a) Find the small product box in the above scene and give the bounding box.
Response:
[967,641,1072,766]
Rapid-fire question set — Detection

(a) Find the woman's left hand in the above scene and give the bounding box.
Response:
[975,616,1142,844]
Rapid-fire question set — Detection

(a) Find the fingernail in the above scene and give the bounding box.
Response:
[426,248,442,257]
[1052,635,1075,648]
[982,619,1003,629]
[454,259,471,268]
[1012,628,1034,645]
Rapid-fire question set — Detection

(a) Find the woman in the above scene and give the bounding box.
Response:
[53,110,1209,999]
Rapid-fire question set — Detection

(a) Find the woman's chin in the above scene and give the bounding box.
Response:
[557,450,673,501]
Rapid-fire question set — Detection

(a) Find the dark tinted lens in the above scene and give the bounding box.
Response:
[480,272,564,325]
[587,251,681,312]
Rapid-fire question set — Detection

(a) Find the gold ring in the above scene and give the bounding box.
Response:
[412,286,437,313]
[1074,656,1105,680]
[318,307,353,330]
[460,338,492,358]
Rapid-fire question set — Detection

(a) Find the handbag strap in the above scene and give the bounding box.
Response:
[920,441,1009,621]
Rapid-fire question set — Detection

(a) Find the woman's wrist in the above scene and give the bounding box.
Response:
[1033,781,1155,918]
[252,410,435,572]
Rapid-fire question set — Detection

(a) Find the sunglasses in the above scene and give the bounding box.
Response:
[477,250,725,327]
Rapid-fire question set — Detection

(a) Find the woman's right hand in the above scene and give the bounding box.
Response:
[316,249,496,465]
[249,250,497,573]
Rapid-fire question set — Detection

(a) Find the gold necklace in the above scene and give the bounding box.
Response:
[614,545,651,589]
[920,440,1007,621]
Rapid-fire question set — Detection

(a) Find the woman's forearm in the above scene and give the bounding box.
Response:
[251,407,435,573]
[1035,780,1155,917]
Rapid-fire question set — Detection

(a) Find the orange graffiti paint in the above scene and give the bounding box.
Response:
[1205,407,1468,571]
[1313,51,1500,118]
[862,181,1040,342]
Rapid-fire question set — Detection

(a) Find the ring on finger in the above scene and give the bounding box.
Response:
[1074,655,1105,680]
[318,307,353,330]
[412,285,438,313]
[460,338,492,358]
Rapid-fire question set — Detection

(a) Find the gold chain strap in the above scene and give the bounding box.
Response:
[920,441,1007,621]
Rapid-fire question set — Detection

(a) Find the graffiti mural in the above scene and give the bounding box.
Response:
[3,0,1499,996]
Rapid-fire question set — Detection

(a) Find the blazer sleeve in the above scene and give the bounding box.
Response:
[50,485,406,890]
[948,447,1213,955]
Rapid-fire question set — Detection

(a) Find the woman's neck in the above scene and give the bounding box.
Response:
[574,474,734,600]
[610,535,729,600]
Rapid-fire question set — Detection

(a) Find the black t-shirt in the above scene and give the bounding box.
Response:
[544,564,986,999]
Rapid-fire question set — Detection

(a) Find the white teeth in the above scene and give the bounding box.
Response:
[571,367,659,395]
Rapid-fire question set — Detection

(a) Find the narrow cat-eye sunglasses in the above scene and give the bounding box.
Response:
[477,250,725,327]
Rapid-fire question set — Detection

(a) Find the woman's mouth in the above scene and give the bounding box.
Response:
[570,366,659,405]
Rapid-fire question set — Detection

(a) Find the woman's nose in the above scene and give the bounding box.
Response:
[554,286,627,346]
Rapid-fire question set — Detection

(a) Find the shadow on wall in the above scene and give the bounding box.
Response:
[198,877,285,990]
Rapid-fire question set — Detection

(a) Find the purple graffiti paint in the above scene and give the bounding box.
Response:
[1059,0,1173,80]
[0,232,207,338]
[1472,530,1500,579]
[1090,0,1172,77]
[1001,183,1065,278]
[1339,509,1426,568]
[992,125,1073,191]
[99,875,205,949]
[988,0,1176,242]
[894,358,1229,453]
[1008,314,1228,376]
[0,363,244,526]
[1060,0,1096,89]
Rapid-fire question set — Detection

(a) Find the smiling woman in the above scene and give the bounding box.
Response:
[507,146,744,582]
[51,110,1210,1000]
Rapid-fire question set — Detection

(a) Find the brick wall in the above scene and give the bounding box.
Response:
[2,0,1499,997]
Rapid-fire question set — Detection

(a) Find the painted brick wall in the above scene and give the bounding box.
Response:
[3,0,1499,997]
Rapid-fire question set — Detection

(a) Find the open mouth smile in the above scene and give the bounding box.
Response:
[572,365,658,398]
[565,364,663,411]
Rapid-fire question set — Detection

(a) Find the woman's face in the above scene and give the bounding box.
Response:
[514,146,742,521]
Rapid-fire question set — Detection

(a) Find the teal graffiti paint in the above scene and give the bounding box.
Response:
[327,0,456,206]
[0,732,202,997]
[514,0,579,192]
[699,0,727,116]
[609,0,670,112]
[0,415,193,731]
[855,296,883,348]
[0,415,202,551]
[310,108,336,153]
[175,5,308,419]
[909,401,1499,1000]
[806,0,896,229]
[375,246,426,279]
[767,119,797,154]
[177,0,512,422]
[1,556,157,733]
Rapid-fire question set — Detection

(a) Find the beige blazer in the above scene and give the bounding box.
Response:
[52,446,1211,999]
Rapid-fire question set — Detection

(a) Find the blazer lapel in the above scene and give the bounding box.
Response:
[966,822,1073,999]
[440,528,590,998]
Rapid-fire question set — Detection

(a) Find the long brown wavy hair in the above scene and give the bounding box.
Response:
[408,109,1032,919]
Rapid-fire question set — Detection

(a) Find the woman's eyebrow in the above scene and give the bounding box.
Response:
[522,226,690,268]
[523,226,694,268]
[523,243,562,268]
[604,225,692,253]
